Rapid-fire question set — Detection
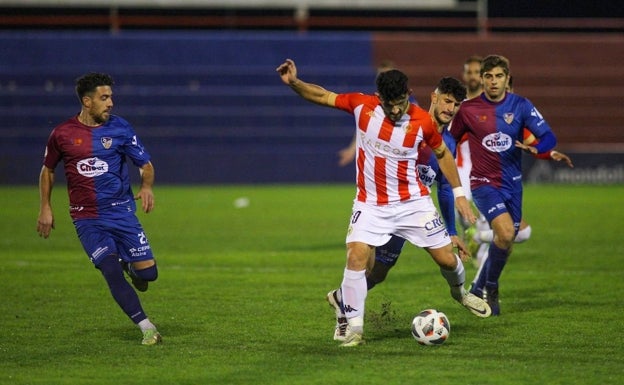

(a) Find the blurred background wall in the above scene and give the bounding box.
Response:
[1,0,623,185]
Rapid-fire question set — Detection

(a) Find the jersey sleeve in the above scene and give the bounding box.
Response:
[43,129,62,170]
[422,119,443,150]
[448,107,468,142]
[118,118,151,167]
[523,128,537,145]
[525,130,555,160]
[334,93,373,114]
[521,98,553,138]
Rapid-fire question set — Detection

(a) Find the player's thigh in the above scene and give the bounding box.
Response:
[394,200,450,249]
[74,221,119,266]
[113,217,155,264]
[472,186,507,223]
[345,202,393,247]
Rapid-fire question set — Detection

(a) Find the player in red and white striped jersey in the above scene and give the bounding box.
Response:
[277,59,491,347]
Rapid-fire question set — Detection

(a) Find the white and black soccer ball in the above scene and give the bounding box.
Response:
[411,309,450,346]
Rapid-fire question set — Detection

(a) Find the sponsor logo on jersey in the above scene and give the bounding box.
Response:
[101,137,112,149]
[77,157,108,177]
[504,112,514,124]
[359,132,409,157]
[417,164,437,187]
[482,132,512,152]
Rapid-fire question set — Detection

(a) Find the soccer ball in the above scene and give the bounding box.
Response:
[411,309,450,345]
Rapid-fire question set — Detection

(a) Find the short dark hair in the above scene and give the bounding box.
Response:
[375,69,409,101]
[464,55,483,66]
[436,77,467,102]
[75,73,114,101]
[481,55,510,76]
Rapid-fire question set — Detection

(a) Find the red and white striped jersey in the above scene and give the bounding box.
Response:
[335,93,443,206]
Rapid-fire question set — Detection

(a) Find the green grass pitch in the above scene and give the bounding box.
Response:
[1,184,622,384]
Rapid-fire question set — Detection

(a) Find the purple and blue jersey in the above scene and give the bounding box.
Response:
[417,127,458,236]
[449,92,556,193]
[43,115,151,221]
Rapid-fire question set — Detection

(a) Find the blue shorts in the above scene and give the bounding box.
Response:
[74,216,154,267]
[472,185,522,232]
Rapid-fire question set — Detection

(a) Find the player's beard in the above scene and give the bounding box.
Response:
[435,114,451,128]
[468,81,481,95]
[93,110,111,125]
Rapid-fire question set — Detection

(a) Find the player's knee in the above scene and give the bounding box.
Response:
[134,264,158,282]
[514,225,532,243]
[495,227,516,248]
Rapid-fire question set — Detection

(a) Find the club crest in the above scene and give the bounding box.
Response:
[101,137,112,149]
[504,112,514,124]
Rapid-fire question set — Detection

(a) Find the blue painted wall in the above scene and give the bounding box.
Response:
[0,31,375,184]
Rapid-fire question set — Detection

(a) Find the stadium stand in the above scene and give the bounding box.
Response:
[1,2,622,184]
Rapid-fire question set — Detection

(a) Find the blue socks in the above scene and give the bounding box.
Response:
[471,242,510,296]
[484,243,510,290]
[97,255,148,324]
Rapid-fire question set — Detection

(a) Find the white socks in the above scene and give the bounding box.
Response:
[341,268,366,333]
[477,224,532,244]
[138,318,156,332]
[440,254,466,301]
[515,225,532,243]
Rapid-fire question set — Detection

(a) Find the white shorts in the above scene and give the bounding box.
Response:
[346,198,451,249]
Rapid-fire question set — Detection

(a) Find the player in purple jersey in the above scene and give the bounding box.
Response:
[37,73,162,345]
[449,55,557,315]
[465,75,574,268]
[327,77,479,341]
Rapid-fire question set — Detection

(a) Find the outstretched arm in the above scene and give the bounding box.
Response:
[37,166,55,238]
[276,59,338,107]
[517,132,573,168]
